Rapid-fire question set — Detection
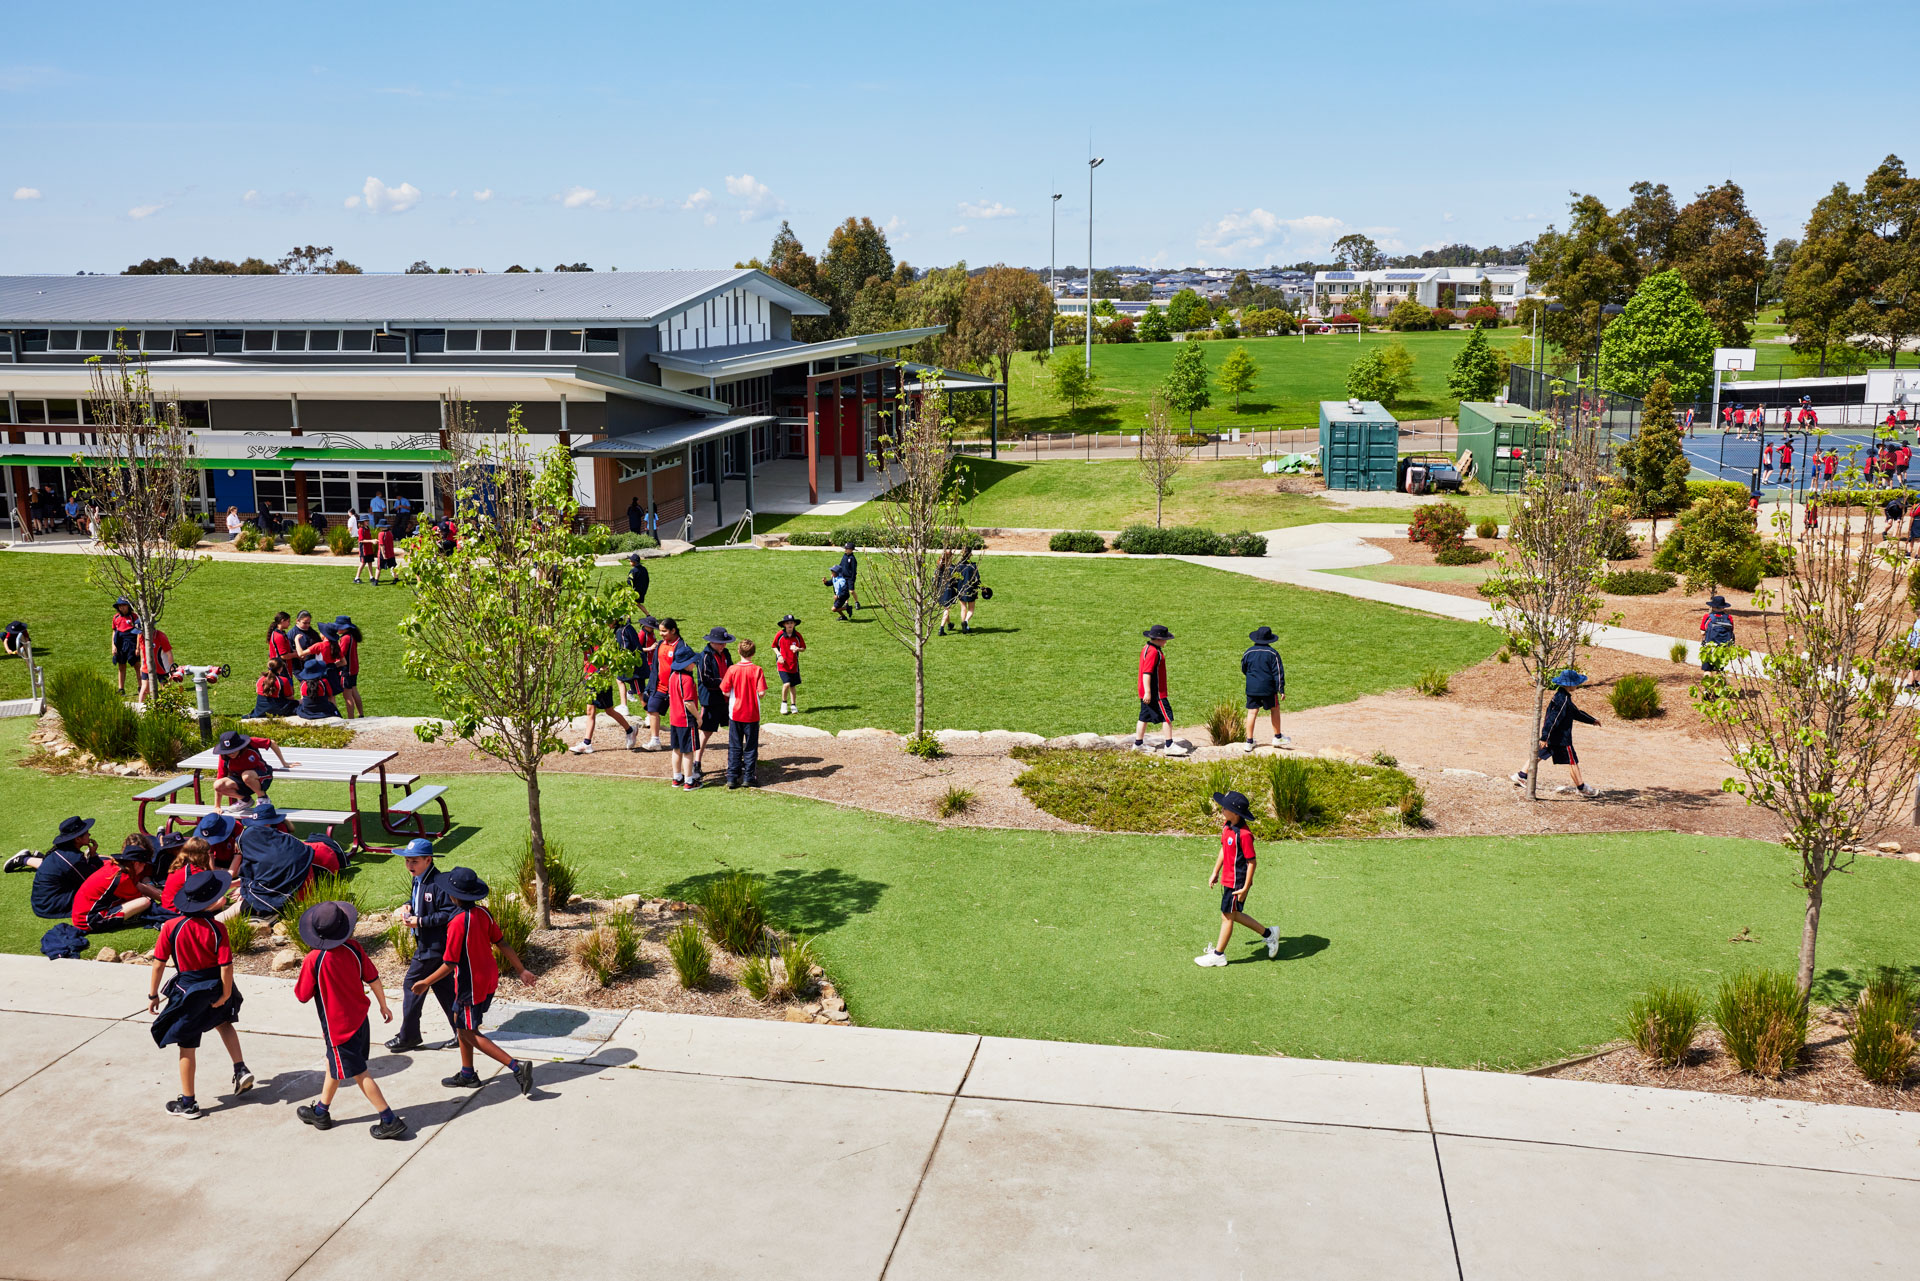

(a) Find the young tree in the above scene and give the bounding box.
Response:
[1694,503,1920,996]
[1611,375,1690,543]
[1137,304,1171,342]
[1446,327,1503,400]
[862,376,968,739]
[1785,183,1868,376]
[1378,341,1419,403]
[1051,357,1097,415]
[1137,394,1187,527]
[400,406,611,928]
[1217,346,1258,411]
[1482,424,1619,800]
[1345,349,1394,404]
[1161,342,1212,430]
[1594,269,1718,400]
[1165,288,1208,332]
[79,343,203,683]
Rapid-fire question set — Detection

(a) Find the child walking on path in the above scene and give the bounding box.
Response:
[413,867,538,1097]
[1134,625,1175,752]
[1699,594,1737,672]
[773,615,805,714]
[720,638,767,788]
[1195,790,1280,967]
[293,900,408,1139]
[1240,626,1291,751]
[667,647,701,789]
[1511,670,1601,797]
[148,870,252,1120]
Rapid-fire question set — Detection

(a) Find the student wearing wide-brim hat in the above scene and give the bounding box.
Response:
[386,838,459,1053]
[626,552,650,608]
[692,627,735,782]
[773,615,806,715]
[149,869,253,1119]
[1512,670,1601,798]
[1240,625,1292,752]
[211,727,292,807]
[1134,626,1176,752]
[293,900,407,1139]
[330,616,365,718]
[295,657,340,720]
[408,868,539,1097]
[1699,596,1736,673]
[5,815,104,922]
[1196,790,1281,967]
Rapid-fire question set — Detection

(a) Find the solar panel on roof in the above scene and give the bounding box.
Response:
[1325,271,1355,280]
[1385,272,1425,280]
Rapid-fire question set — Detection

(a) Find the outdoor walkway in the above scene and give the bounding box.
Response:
[0,952,1913,1279]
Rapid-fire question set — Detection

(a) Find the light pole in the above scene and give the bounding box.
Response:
[1086,157,1103,373]
[1049,191,1063,352]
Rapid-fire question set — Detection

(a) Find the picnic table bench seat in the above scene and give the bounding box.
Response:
[156,802,358,827]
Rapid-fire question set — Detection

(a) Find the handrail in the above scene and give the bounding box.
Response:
[725,509,755,547]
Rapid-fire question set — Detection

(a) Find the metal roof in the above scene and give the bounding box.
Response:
[649,326,946,378]
[571,415,775,458]
[0,269,829,327]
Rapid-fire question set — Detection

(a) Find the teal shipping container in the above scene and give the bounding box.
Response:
[1317,400,1399,490]
[1457,402,1547,492]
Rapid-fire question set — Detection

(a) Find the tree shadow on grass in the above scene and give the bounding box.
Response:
[1811,962,1920,1009]
[665,865,887,935]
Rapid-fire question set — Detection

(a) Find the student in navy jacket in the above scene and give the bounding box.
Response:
[834,544,860,611]
[1512,670,1600,798]
[386,839,461,1052]
[4,816,105,919]
[1240,626,1292,752]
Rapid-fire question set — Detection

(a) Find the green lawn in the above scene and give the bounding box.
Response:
[701,458,1513,542]
[1326,563,1493,584]
[999,329,1518,435]
[1,717,1913,1068]
[0,548,1498,735]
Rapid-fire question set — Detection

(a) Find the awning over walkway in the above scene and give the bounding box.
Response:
[572,415,775,459]
[901,361,1004,392]
[650,327,946,379]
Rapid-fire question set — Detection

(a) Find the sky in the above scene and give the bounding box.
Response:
[2,0,1914,277]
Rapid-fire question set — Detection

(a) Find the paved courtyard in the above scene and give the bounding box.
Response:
[0,953,1914,1279]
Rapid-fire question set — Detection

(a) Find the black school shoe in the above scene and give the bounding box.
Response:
[297,1104,334,1130]
[442,1068,483,1089]
[166,1096,203,1120]
[513,1059,534,1097]
[3,850,34,873]
[369,1116,408,1141]
[385,1035,425,1052]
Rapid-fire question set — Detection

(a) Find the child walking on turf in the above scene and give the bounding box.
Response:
[293,900,408,1139]
[1196,790,1280,967]
[148,869,253,1119]
[413,867,538,1097]
[1134,625,1175,752]
[1240,625,1290,751]
[773,615,805,714]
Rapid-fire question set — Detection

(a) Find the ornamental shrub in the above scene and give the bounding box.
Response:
[1463,305,1501,328]
[1434,546,1490,566]
[1114,525,1223,556]
[829,523,983,551]
[1049,531,1107,553]
[1651,494,1761,592]
[48,667,139,760]
[1598,569,1677,595]
[606,532,660,552]
[785,531,833,546]
[1408,502,1469,551]
[233,529,258,552]
[696,871,767,955]
[1623,985,1703,1068]
[1428,307,1457,328]
[1474,518,1500,540]
[288,524,319,556]
[516,836,577,912]
[1685,479,1756,508]
[168,518,203,550]
[1608,672,1662,719]
[1712,969,1808,1079]
[1850,968,1917,1086]
[326,525,356,556]
[668,919,711,989]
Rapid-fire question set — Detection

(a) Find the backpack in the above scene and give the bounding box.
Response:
[1704,612,1735,645]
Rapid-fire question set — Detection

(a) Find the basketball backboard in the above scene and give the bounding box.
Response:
[1713,347,1758,372]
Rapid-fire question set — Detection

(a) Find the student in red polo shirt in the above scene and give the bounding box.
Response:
[149,869,252,1119]
[773,614,805,715]
[1134,625,1175,753]
[110,598,140,694]
[211,728,293,805]
[161,837,217,914]
[331,616,365,718]
[353,523,378,584]
[412,867,537,1096]
[293,901,407,1139]
[1195,790,1280,967]
[667,649,701,790]
[136,622,177,704]
[374,524,398,584]
[719,637,768,789]
[72,837,162,933]
[640,618,683,752]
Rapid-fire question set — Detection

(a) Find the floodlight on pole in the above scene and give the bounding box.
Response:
[1086,157,1103,372]
[1050,192,1063,352]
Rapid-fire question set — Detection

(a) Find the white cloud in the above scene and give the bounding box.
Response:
[559,185,609,210]
[127,202,165,220]
[1196,210,1398,259]
[949,225,969,235]
[620,195,664,212]
[12,186,41,201]
[242,189,263,206]
[472,188,493,202]
[344,195,360,208]
[724,173,783,222]
[356,176,421,215]
[885,214,908,241]
[1505,212,1540,222]
[682,187,713,212]
[702,212,717,227]
[958,200,1017,220]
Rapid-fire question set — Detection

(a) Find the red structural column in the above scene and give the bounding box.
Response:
[855,367,867,484]
[831,375,843,494]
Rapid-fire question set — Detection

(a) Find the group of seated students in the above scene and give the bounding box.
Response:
[4,729,347,951]
[255,610,363,720]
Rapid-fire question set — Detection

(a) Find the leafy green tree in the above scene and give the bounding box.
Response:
[1387,297,1432,330]
[1161,342,1211,429]
[1763,237,1798,308]
[1669,181,1767,346]
[1345,350,1392,403]
[1138,395,1186,527]
[1595,269,1718,400]
[821,216,896,335]
[1651,493,1760,592]
[1530,193,1640,357]
[1166,288,1209,332]
[1379,342,1417,402]
[1612,376,1691,542]
[401,405,617,927]
[1618,180,1678,275]
[1332,233,1385,270]
[1845,154,1920,369]
[1217,346,1258,410]
[1092,298,1119,319]
[848,274,906,335]
[1050,356,1097,414]
[1446,327,1503,401]
[1785,184,1867,376]
[753,221,834,343]
[958,266,1053,415]
[1137,304,1171,342]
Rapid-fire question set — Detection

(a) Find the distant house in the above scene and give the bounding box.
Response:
[1312,266,1532,319]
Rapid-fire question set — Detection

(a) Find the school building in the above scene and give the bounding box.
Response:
[0,271,988,537]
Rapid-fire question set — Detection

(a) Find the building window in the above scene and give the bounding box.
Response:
[513,330,547,351]
[309,330,339,352]
[479,330,511,352]
[140,330,175,352]
[414,330,446,354]
[548,329,582,352]
[80,330,111,351]
[46,399,81,425]
[1496,285,1514,297]
[244,331,273,352]
[340,330,373,352]
[276,330,307,351]
[374,330,406,354]
[21,330,47,353]
[215,330,244,353]
[177,330,209,354]
[446,330,478,351]
[48,330,78,351]
[585,328,618,353]
[691,445,709,487]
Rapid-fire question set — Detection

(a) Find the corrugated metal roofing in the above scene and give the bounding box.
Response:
[0,269,829,326]
[571,415,775,457]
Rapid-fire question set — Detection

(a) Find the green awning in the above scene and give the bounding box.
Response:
[0,447,449,470]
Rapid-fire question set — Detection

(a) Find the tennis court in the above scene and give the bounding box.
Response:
[1679,428,1912,499]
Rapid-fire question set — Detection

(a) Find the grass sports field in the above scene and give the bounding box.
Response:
[0,548,1498,735]
[2,718,1914,1068]
[998,328,1523,435]
[699,457,1514,544]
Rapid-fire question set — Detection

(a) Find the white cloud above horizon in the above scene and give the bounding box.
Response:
[724,173,782,222]
[958,200,1017,220]
[1197,209,1404,259]
[559,185,610,209]
[127,202,165,220]
[12,187,41,201]
[472,188,493,202]
[344,176,422,214]
[682,187,713,212]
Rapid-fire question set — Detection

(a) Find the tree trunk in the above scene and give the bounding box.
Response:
[1156,487,1163,528]
[1796,877,1824,997]
[1525,684,1546,801]
[912,634,925,736]
[526,764,551,928]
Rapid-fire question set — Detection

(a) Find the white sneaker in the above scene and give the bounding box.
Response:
[1194,948,1228,968]
[1277,734,1292,748]
[643,737,662,751]
[1509,771,1527,786]
[571,739,593,755]
[1577,783,1600,798]
[1163,743,1189,758]
[1265,927,1280,959]
[624,726,639,749]
[1242,741,1255,754]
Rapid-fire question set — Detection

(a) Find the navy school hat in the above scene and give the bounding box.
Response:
[779,614,800,626]
[1552,669,1589,688]
[213,729,252,756]
[1143,625,1174,641]
[704,626,734,645]
[444,866,489,901]
[1212,790,1255,822]
[401,838,435,860]
[1248,625,1277,644]
[240,801,288,827]
[54,816,96,845]
[175,869,232,915]
[297,900,359,951]
[333,615,354,628]
[297,658,332,682]
[194,812,238,845]
[1706,594,1730,609]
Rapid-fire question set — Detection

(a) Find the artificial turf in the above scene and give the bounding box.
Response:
[1,717,1914,1069]
[0,548,1498,735]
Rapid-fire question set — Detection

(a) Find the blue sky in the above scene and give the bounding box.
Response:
[2,0,1911,276]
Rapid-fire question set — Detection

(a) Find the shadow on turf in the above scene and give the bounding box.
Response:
[760,755,841,783]
[665,865,887,935]
[1230,933,1329,964]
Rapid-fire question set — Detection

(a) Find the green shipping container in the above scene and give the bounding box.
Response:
[1457,401,1547,493]
[1317,400,1399,491]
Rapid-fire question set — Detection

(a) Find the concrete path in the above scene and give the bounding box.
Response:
[1,953,1914,1280]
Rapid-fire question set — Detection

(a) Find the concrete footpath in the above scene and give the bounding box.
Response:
[0,954,1914,1279]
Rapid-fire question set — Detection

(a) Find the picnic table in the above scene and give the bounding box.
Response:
[134,746,449,853]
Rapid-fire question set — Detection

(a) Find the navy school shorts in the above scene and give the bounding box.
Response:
[229,768,273,798]
[452,995,492,1034]
[699,703,729,734]
[326,1021,371,1081]
[647,691,670,716]
[341,673,357,690]
[1220,885,1250,915]
[670,725,696,753]
[591,686,614,711]
[1138,699,1171,725]
[1245,695,1276,711]
[778,669,800,686]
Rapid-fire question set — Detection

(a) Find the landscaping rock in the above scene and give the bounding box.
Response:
[95,948,119,964]
[836,728,895,739]
[271,922,289,939]
[827,1009,850,1023]
[822,995,846,1014]
[1442,768,1488,779]
[1876,841,1902,854]
[270,950,300,973]
[934,729,982,744]
[982,731,1045,747]
[761,723,831,739]
[782,1008,812,1023]
[121,951,145,963]
[1043,732,1104,750]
